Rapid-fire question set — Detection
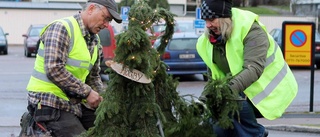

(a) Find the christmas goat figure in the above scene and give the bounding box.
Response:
[81,0,177,136]
[80,0,219,136]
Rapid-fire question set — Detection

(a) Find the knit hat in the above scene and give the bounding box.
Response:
[201,0,232,19]
[88,0,122,23]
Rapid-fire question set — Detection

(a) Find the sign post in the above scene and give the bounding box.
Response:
[194,7,205,35]
[121,6,130,30]
[282,21,315,112]
[196,7,201,19]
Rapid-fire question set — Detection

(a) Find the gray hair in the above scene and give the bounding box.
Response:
[204,18,233,41]
[82,2,103,11]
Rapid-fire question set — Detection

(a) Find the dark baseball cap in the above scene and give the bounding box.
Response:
[88,0,122,23]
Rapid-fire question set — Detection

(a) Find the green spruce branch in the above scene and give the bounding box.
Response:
[201,73,242,129]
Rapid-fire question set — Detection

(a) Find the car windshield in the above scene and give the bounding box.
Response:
[152,21,195,33]
[169,38,197,50]
[152,24,167,33]
[176,22,195,32]
[29,27,43,36]
[112,26,118,35]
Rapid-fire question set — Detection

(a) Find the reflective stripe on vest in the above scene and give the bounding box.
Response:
[251,41,287,104]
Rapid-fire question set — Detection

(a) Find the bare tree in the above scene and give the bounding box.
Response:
[290,0,304,15]
[268,0,290,5]
[233,0,242,7]
[252,0,262,7]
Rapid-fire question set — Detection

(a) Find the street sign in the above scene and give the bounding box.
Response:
[121,15,129,21]
[121,6,130,16]
[195,28,204,35]
[121,6,130,21]
[196,7,201,19]
[121,6,130,30]
[194,19,205,28]
[282,21,316,112]
[282,21,315,67]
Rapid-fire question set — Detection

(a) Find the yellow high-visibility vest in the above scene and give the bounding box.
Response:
[196,8,298,120]
[27,16,98,101]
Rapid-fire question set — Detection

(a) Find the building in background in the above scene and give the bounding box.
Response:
[291,0,320,16]
[290,0,320,31]
[0,1,82,45]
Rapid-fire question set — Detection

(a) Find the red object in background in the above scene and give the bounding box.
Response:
[98,25,117,74]
[101,25,116,60]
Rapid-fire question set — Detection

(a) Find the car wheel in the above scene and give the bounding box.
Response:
[203,74,208,81]
[3,49,7,55]
[25,49,31,57]
[315,63,320,69]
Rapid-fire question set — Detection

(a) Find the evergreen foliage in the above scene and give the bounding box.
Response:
[119,0,170,10]
[201,74,242,129]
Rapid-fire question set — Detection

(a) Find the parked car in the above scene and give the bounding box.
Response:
[269,28,320,66]
[269,28,283,47]
[149,20,195,45]
[0,26,9,55]
[22,24,46,57]
[98,25,117,74]
[174,20,196,33]
[153,32,208,81]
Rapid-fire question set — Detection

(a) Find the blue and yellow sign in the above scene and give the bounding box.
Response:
[282,21,315,66]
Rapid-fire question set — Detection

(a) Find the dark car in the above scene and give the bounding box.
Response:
[269,28,283,47]
[153,32,208,81]
[98,25,117,74]
[269,28,320,66]
[22,24,46,57]
[0,26,9,55]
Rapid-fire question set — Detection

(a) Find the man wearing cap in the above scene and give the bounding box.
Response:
[197,0,298,137]
[20,0,122,136]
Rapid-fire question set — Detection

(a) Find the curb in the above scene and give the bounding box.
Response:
[265,125,320,134]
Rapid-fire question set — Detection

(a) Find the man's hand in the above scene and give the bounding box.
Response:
[86,90,103,108]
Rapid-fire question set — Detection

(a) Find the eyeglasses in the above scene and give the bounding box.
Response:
[96,5,112,23]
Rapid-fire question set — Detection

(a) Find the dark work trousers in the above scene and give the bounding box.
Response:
[212,99,265,137]
[31,104,95,137]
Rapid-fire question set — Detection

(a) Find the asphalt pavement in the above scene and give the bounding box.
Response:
[1,112,319,136]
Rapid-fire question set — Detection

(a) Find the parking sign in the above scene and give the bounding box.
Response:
[121,6,130,20]
[194,19,205,35]
[194,19,205,28]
